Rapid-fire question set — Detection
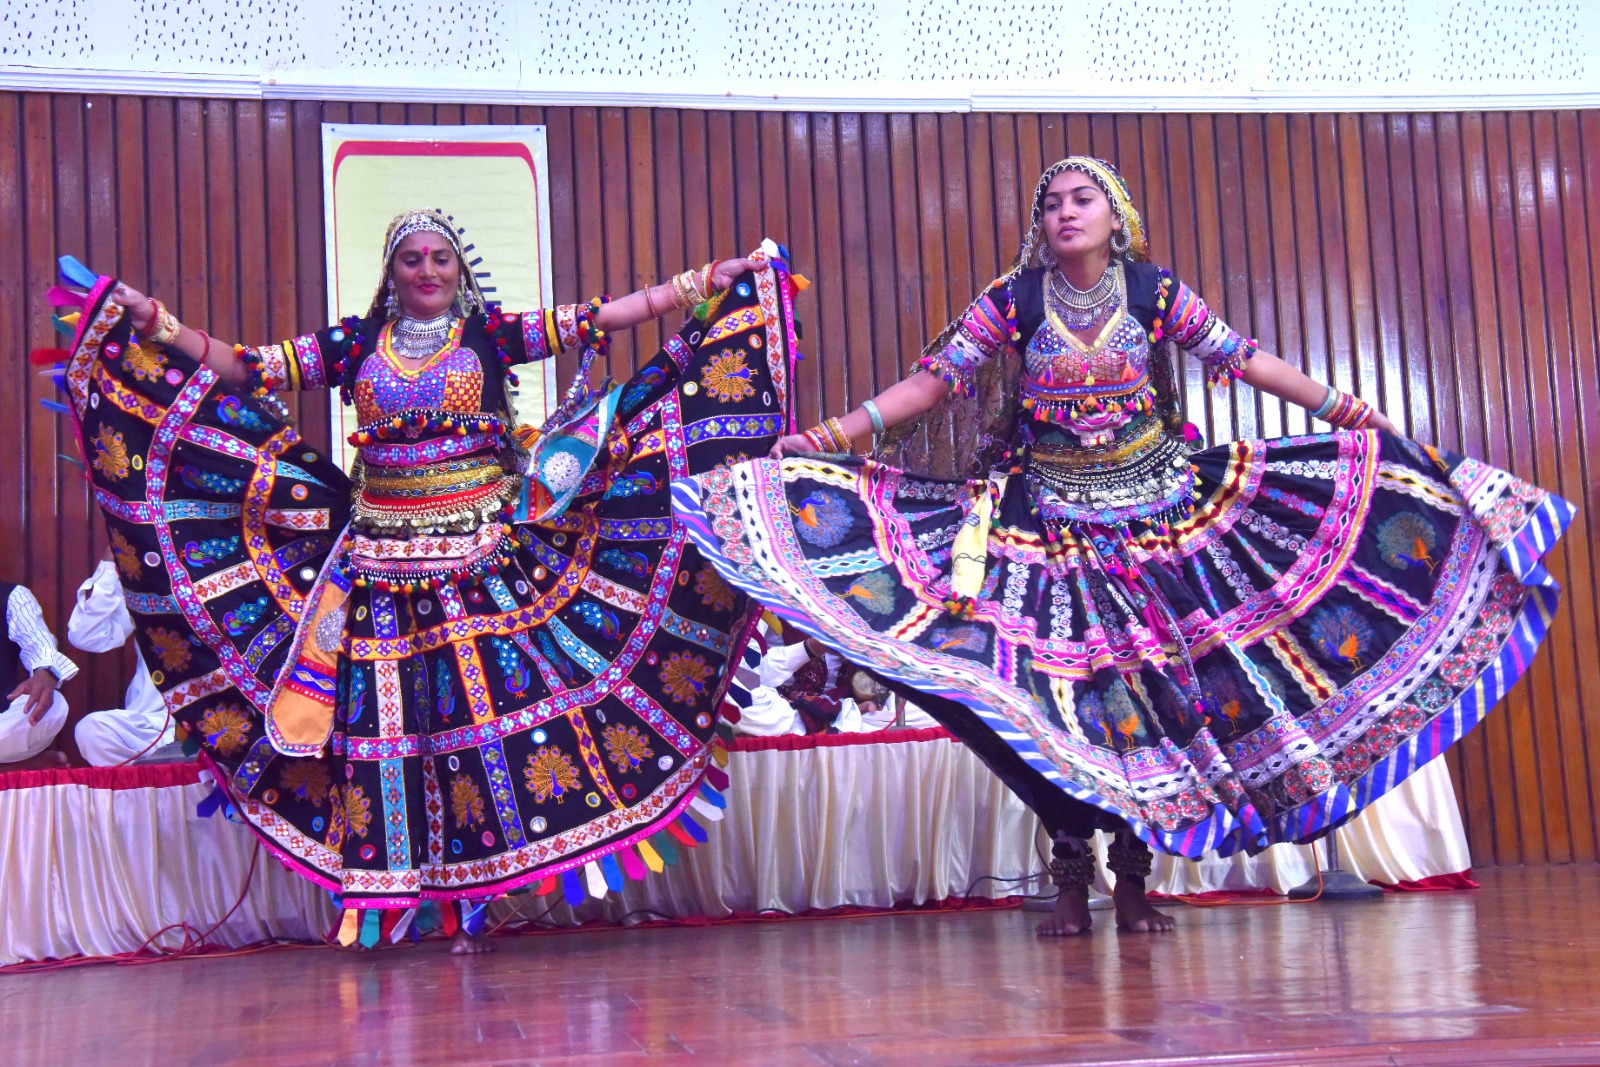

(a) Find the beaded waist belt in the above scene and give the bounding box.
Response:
[360,455,506,499]
[1026,419,1196,526]
[353,471,522,535]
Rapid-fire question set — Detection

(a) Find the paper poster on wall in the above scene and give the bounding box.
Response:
[321,123,554,471]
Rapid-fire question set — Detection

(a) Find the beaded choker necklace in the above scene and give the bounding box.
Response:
[1047,263,1121,330]
[391,312,457,360]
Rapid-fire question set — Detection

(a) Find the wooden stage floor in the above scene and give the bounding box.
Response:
[7,865,1600,1066]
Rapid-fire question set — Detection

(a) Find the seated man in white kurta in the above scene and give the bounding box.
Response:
[68,556,174,766]
[0,580,78,768]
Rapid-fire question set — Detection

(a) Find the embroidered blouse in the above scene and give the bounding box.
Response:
[237,307,583,537]
[919,263,1256,443]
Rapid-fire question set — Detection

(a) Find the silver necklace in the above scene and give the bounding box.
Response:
[391,311,455,360]
[1047,263,1121,330]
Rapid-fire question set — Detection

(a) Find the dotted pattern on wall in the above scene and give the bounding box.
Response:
[336,0,507,71]
[520,1,696,80]
[1075,0,1241,85]
[1438,2,1587,82]
[0,0,1593,93]
[722,1,883,81]
[1267,2,1414,85]
[902,0,1238,85]
[902,2,1060,83]
[0,0,90,61]
[132,0,306,68]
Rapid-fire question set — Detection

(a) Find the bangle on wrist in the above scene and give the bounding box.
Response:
[1310,385,1338,421]
[144,299,180,346]
[644,284,659,319]
[805,422,837,452]
[835,417,857,454]
[670,272,697,310]
[1320,390,1373,431]
[861,399,886,448]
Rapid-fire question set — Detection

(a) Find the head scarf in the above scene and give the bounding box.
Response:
[878,157,1161,477]
[366,208,487,320]
[1018,157,1148,267]
[358,209,521,465]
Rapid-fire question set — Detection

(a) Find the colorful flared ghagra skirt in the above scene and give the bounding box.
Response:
[55,259,802,917]
[674,430,1573,856]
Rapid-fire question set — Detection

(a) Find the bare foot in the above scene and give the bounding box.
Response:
[1037,885,1092,937]
[450,930,493,955]
[1112,876,1176,933]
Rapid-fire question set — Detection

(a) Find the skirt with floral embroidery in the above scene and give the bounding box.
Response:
[60,262,803,912]
[674,430,1573,857]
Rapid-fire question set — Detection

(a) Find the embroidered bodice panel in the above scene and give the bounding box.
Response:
[353,334,487,428]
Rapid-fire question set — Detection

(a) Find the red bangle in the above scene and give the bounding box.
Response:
[194,329,211,359]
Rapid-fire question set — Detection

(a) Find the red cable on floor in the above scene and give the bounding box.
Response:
[0,841,303,975]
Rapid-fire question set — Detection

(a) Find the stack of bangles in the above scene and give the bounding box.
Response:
[801,416,855,454]
[142,299,181,346]
[801,401,887,455]
[1311,386,1376,430]
[664,262,719,313]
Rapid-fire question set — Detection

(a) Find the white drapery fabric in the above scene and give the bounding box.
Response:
[0,736,1471,964]
[1143,758,1472,895]
[0,766,336,964]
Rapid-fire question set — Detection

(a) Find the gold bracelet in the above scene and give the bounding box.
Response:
[670,272,697,310]
[145,299,180,345]
[825,416,855,454]
[644,284,659,319]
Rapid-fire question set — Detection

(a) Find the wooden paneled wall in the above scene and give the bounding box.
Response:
[2,93,1596,868]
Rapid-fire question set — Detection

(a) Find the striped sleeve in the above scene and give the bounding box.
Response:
[916,282,1017,398]
[1162,279,1257,387]
[512,305,585,365]
[6,586,79,685]
[239,324,353,392]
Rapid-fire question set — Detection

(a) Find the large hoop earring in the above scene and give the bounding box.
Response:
[1110,229,1131,256]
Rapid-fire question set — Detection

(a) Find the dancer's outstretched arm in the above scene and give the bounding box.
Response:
[1239,350,1397,433]
[596,256,767,332]
[769,368,950,459]
[769,347,1397,460]
[104,255,770,391]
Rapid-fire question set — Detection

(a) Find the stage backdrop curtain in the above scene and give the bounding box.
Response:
[0,736,1470,964]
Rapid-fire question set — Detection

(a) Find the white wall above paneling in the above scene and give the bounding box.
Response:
[3,0,1596,110]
